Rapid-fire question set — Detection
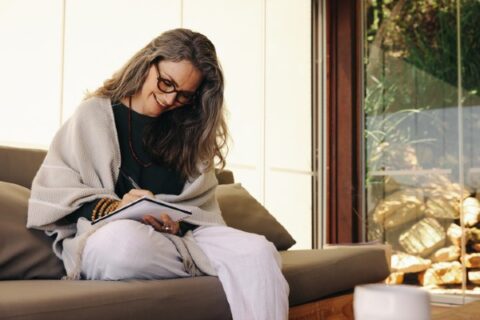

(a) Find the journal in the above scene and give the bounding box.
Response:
[91,196,192,225]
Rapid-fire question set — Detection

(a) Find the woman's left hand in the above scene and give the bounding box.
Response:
[143,214,180,235]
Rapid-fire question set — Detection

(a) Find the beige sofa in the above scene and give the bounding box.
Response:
[0,145,390,320]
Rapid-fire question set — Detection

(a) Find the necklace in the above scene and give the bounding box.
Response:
[127,96,153,168]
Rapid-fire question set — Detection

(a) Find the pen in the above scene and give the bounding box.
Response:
[119,169,141,189]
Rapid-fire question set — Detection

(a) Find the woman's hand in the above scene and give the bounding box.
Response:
[118,189,154,209]
[143,214,180,235]
[118,189,179,235]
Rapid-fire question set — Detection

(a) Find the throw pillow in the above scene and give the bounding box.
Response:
[216,183,296,250]
[0,181,65,279]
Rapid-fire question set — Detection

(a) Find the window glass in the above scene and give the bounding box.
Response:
[364,0,480,300]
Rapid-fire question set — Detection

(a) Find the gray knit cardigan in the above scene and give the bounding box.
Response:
[27,97,225,278]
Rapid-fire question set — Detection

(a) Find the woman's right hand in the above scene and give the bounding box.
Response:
[118,189,154,209]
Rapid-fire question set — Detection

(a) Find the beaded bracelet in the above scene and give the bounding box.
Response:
[104,200,120,215]
[96,199,109,218]
[100,199,113,213]
[91,198,108,221]
[92,198,119,221]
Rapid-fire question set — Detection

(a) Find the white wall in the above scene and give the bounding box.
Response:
[0,0,313,248]
[0,0,63,147]
[264,0,312,249]
[62,0,182,120]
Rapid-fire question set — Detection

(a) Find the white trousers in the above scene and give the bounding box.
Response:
[81,220,289,320]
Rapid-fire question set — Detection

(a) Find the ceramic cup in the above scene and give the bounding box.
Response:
[354,283,431,320]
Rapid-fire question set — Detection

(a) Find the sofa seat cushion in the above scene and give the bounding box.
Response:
[0,277,231,320]
[0,247,390,320]
[281,246,390,306]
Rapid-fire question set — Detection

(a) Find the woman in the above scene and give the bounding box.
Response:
[27,28,289,320]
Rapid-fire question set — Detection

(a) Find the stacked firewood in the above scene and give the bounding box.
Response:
[368,175,480,288]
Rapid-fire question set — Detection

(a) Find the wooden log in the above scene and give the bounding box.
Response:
[399,217,446,257]
[418,261,462,286]
[391,252,431,273]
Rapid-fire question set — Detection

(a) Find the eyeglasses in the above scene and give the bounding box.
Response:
[153,63,197,105]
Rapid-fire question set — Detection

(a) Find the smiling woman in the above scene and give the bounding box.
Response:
[26,28,290,320]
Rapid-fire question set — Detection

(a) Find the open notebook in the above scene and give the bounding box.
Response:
[91,196,192,225]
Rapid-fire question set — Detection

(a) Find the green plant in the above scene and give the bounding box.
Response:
[364,0,480,181]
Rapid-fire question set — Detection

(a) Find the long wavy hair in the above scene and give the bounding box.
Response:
[89,28,228,179]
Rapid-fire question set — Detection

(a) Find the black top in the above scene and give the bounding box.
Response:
[111,101,185,197]
[66,102,195,233]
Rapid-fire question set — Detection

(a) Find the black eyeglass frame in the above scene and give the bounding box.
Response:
[153,63,198,105]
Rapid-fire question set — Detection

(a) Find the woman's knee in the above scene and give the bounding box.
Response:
[82,220,157,279]
[237,232,281,265]
[251,235,278,255]
[85,219,148,253]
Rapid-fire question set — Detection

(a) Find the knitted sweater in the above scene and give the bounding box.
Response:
[27,97,225,278]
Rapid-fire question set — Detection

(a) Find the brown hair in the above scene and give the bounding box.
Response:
[89,28,228,179]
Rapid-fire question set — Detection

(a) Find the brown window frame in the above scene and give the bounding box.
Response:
[325,0,363,244]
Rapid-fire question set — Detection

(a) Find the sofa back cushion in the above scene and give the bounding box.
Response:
[0,146,47,189]
[216,183,296,250]
[0,146,236,187]
[0,181,65,279]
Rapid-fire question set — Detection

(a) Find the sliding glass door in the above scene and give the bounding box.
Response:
[363,0,480,301]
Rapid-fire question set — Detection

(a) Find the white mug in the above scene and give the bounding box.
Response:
[354,283,431,320]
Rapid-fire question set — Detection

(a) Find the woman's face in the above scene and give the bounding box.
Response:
[131,59,203,117]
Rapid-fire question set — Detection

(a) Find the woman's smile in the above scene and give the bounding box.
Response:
[153,93,168,111]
